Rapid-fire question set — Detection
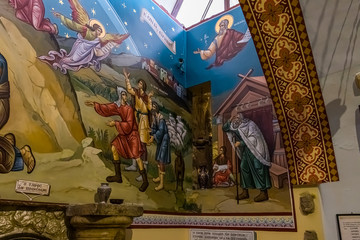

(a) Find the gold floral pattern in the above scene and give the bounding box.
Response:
[300,165,327,184]
[296,133,319,154]
[275,48,298,71]
[271,37,301,82]
[283,83,308,101]
[287,92,310,114]
[256,0,289,37]
[285,83,312,122]
[297,147,322,165]
[240,0,339,184]
[276,61,302,82]
[260,1,284,26]
[287,106,313,123]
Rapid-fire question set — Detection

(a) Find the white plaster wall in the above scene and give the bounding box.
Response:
[300,0,360,239]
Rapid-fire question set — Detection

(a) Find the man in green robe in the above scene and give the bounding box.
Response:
[223,113,272,202]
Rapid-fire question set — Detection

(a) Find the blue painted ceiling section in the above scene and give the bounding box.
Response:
[186,7,263,97]
[42,0,263,95]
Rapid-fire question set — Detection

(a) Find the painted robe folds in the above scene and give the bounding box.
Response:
[223,118,272,190]
[94,102,143,159]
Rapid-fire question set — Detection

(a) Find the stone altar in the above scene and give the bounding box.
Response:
[67,203,143,240]
[0,200,143,240]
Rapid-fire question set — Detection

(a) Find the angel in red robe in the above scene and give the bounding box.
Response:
[9,0,58,34]
[85,87,149,192]
[38,0,129,74]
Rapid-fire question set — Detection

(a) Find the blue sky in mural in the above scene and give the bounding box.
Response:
[186,6,264,97]
[42,0,186,85]
[109,0,186,84]
[42,0,139,55]
[41,0,263,93]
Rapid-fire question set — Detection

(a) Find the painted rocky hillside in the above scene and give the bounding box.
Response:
[0,1,85,152]
[0,0,194,209]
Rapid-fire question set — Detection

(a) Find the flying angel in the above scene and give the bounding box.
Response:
[39,0,129,74]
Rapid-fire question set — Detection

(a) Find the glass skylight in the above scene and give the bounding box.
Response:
[153,0,239,28]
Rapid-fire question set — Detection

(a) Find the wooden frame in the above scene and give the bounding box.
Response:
[336,214,360,240]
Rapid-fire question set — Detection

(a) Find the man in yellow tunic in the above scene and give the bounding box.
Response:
[123,68,153,180]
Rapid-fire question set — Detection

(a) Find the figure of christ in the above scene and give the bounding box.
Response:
[85,86,149,192]
[123,68,153,181]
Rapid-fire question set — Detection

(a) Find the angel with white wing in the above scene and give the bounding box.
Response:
[38,0,129,74]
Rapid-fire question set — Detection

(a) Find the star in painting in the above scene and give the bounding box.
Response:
[40,0,130,74]
[149,31,153,36]
[124,21,128,26]
[152,6,155,10]
[59,0,64,5]
[126,46,130,50]
[122,3,126,8]
[204,34,209,45]
[171,27,175,32]
[133,9,136,13]
[94,1,97,4]
[144,43,148,48]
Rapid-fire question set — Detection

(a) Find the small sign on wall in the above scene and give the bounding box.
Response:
[337,214,360,240]
[190,229,256,240]
[15,180,50,200]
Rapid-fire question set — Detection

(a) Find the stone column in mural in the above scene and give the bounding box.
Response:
[190,83,213,189]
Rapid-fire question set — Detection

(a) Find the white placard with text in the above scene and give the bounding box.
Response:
[338,214,360,240]
[15,179,50,196]
[190,229,255,240]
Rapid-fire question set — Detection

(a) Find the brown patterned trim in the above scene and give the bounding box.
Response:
[239,0,338,185]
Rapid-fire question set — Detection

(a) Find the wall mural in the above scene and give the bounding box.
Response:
[0,0,299,231]
[0,53,36,175]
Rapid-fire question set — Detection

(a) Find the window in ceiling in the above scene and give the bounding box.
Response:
[205,0,226,20]
[153,0,177,14]
[230,0,239,7]
[176,0,211,28]
[153,0,240,28]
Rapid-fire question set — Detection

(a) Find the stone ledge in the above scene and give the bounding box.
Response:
[66,203,143,217]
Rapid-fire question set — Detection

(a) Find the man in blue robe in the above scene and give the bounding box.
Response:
[150,102,171,191]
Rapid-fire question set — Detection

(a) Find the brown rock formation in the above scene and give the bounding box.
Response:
[0,2,86,152]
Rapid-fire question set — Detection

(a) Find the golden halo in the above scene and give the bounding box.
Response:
[215,14,234,33]
[89,19,106,38]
